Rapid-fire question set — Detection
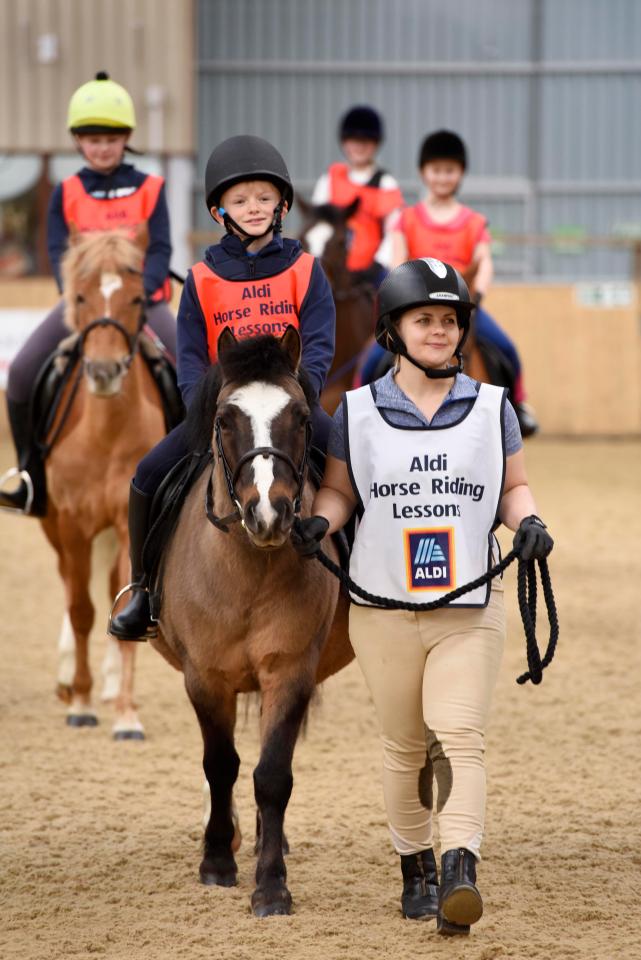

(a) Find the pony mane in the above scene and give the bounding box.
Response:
[61,231,144,330]
[185,335,317,453]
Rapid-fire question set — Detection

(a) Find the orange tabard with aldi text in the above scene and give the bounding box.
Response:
[62,174,164,233]
[191,253,314,362]
[328,163,403,271]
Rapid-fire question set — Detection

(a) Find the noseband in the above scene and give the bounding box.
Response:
[78,303,146,376]
[205,417,312,533]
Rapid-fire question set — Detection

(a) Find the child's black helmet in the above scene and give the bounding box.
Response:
[418,130,467,170]
[375,258,474,373]
[205,135,294,211]
[338,105,384,143]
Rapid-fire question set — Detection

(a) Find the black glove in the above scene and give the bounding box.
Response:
[291,515,329,558]
[513,515,554,561]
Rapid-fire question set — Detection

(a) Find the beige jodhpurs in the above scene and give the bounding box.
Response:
[349,585,505,860]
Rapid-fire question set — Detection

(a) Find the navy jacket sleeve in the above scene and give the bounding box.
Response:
[298,259,335,398]
[176,271,210,408]
[144,181,172,296]
[47,184,68,292]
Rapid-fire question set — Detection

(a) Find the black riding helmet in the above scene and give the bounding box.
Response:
[375,258,475,380]
[339,105,384,143]
[205,135,294,211]
[418,130,467,170]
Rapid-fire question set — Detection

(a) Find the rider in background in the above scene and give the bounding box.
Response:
[0,71,176,516]
[391,130,538,438]
[310,105,404,287]
[108,135,336,642]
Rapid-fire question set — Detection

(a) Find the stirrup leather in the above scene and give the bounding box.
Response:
[0,467,34,515]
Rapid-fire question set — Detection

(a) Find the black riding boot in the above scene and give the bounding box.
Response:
[514,401,539,439]
[108,483,156,641]
[400,849,439,920]
[0,399,47,516]
[437,847,483,936]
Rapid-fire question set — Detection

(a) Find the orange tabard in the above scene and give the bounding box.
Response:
[62,174,170,301]
[399,204,488,272]
[192,253,314,362]
[62,174,164,233]
[328,163,403,272]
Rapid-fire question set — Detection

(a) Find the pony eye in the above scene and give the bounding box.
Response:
[76,294,85,304]
[131,296,143,305]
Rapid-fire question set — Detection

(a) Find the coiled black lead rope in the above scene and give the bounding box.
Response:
[313,546,558,685]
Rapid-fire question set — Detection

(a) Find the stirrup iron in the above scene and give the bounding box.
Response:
[0,467,34,515]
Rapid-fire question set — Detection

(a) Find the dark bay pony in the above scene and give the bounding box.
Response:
[150,327,353,916]
[41,227,167,738]
[298,198,377,413]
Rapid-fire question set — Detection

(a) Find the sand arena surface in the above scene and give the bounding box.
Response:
[1,436,641,960]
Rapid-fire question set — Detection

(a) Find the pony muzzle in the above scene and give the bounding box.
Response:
[83,356,131,396]
[242,493,295,547]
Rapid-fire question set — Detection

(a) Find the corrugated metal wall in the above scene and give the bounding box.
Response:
[196,0,641,280]
[0,0,194,154]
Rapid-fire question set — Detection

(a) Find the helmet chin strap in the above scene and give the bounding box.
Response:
[220,199,286,247]
[387,327,463,379]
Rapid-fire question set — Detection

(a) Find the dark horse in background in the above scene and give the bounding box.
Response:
[298,198,515,407]
[148,328,353,916]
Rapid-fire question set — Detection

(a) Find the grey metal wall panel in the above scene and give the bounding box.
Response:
[196,0,641,280]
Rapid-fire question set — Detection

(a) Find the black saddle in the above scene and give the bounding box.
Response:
[31,330,184,458]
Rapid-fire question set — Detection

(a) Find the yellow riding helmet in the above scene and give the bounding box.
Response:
[67,71,136,133]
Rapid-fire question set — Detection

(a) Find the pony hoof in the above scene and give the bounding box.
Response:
[112,729,145,741]
[251,886,292,917]
[66,713,98,728]
[199,857,237,887]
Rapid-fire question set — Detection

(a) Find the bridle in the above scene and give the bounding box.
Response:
[205,414,313,533]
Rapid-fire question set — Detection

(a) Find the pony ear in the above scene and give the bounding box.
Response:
[279,325,301,373]
[132,222,149,252]
[217,326,238,360]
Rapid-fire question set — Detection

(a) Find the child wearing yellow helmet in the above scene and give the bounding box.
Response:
[0,72,176,516]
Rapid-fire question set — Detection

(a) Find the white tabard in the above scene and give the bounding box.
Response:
[345,382,506,607]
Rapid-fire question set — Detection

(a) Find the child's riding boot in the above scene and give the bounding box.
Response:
[400,849,439,920]
[108,483,157,641]
[437,847,483,935]
[0,399,47,516]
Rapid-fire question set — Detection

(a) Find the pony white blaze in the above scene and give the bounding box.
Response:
[99,271,123,317]
[228,381,291,527]
[304,222,333,259]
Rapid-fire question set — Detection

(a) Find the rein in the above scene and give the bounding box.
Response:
[313,546,558,685]
[205,417,312,533]
[37,301,146,460]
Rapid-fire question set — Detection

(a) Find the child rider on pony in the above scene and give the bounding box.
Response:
[390,130,538,438]
[0,71,176,517]
[109,135,336,641]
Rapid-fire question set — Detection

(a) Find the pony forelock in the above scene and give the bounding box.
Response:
[61,231,145,330]
[185,335,316,453]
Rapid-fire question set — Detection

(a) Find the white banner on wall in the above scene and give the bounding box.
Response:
[0,310,45,389]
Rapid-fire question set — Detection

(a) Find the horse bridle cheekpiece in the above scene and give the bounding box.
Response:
[206,415,312,533]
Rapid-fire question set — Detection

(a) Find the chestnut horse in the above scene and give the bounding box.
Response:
[149,328,353,916]
[298,198,377,413]
[298,198,492,390]
[41,227,167,738]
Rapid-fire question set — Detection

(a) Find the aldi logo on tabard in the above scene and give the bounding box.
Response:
[404,528,455,591]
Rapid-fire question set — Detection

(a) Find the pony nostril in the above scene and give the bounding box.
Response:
[243,500,261,534]
[275,498,294,533]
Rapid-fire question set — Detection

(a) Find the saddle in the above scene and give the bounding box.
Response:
[144,444,351,623]
[31,328,184,458]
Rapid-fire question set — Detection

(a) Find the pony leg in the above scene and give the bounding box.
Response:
[186,671,240,886]
[111,533,144,740]
[251,668,316,917]
[100,637,122,703]
[55,612,75,703]
[56,521,97,727]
